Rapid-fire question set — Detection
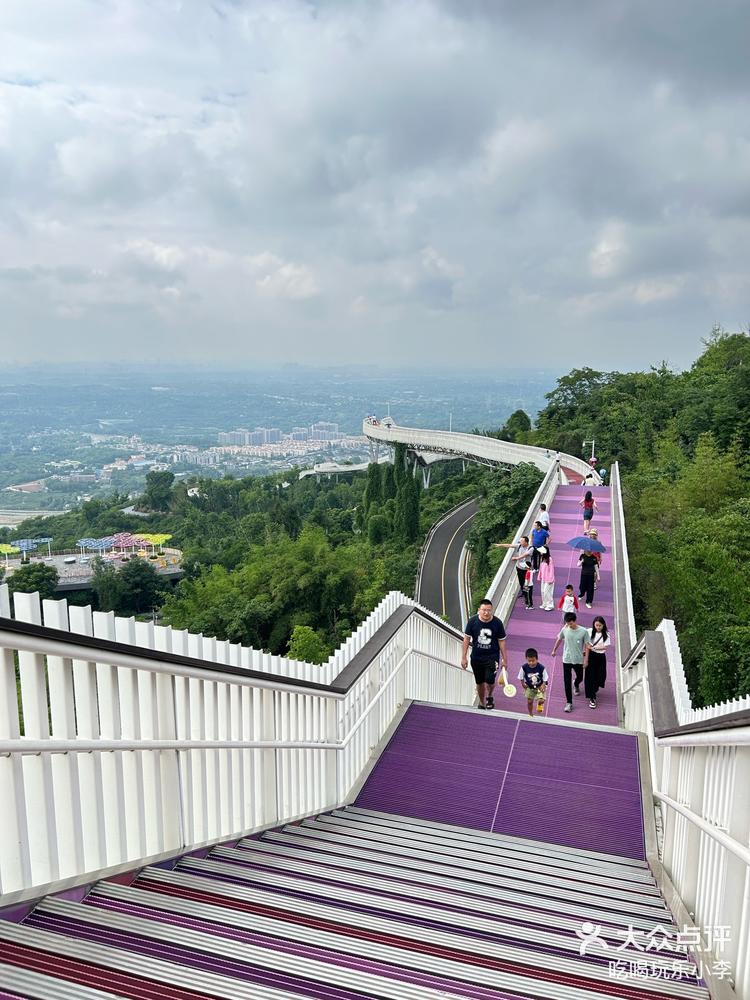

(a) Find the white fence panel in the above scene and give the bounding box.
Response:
[0,581,470,904]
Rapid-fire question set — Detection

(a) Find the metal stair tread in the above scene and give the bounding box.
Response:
[32,895,705,1000]
[337,808,652,873]
[175,855,678,933]
[90,879,688,973]
[246,833,664,902]
[217,844,671,921]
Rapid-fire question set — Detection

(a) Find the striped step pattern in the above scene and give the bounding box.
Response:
[1,807,707,1000]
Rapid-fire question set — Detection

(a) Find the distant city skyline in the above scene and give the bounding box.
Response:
[0,1,747,371]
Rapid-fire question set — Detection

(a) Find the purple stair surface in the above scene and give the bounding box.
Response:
[3,795,708,1000]
[498,483,618,724]
[355,702,646,859]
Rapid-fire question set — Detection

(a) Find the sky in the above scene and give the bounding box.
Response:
[0,0,748,371]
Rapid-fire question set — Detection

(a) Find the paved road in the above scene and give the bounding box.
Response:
[416,499,478,629]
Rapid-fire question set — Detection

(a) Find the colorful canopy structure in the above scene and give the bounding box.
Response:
[136,533,172,547]
[0,543,20,566]
[134,533,172,552]
[111,532,141,549]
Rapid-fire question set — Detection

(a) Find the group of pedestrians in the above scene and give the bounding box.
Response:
[462,599,611,714]
[462,486,611,715]
[495,498,602,613]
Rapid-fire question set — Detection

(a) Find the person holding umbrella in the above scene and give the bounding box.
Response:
[565,532,606,610]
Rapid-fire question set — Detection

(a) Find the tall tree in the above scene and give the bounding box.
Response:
[362,463,381,516]
[380,462,396,501]
[142,470,175,512]
[91,559,126,613]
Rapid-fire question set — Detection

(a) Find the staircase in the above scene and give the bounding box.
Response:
[0,803,708,1000]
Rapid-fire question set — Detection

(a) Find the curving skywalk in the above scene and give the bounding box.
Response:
[363,418,602,484]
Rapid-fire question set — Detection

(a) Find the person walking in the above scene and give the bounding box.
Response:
[557,584,579,620]
[517,648,548,717]
[578,548,599,609]
[579,490,598,534]
[537,548,555,610]
[551,612,588,713]
[537,503,550,532]
[461,599,508,710]
[530,520,550,570]
[584,616,610,709]
[494,536,533,599]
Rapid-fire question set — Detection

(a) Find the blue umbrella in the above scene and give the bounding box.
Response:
[566,535,606,552]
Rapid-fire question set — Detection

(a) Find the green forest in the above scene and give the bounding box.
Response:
[3,328,749,704]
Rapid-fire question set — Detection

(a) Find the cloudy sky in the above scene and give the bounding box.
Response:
[1,0,748,370]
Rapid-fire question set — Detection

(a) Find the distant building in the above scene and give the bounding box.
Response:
[6,480,46,493]
[310,421,343,442]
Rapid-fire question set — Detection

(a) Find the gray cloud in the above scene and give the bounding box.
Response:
[0,0,748,371]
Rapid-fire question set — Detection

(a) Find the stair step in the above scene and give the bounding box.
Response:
[245,834,664,907]
[0,919,304,1000]
[272,819,655,894]
[257,822,659,897]
[175,854,675,934]
[0,966,123,1000]
[340,808,651,875]
[123,866,678,971]
[31,895,703,1000]
[91,878,686,973]
[221,843,670,922]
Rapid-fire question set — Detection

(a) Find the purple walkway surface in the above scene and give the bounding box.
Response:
[356,704,645,859]
[499,484,618,724]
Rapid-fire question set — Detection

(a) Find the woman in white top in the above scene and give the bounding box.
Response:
[583,615,611,709]
[494,535,533,602]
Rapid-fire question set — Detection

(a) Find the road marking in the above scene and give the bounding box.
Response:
[441,509,477,618]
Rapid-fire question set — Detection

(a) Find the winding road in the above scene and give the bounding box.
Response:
[416,499,478,629]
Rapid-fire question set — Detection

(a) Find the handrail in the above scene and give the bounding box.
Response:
[609,462,637,672]
[0,617,338,698]
[655,791,750,868]
[0,601,464,699]
[0,647,469,756]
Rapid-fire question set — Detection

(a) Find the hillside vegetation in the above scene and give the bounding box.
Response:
[1,451,487,662]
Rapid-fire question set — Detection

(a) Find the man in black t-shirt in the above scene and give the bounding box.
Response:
[461,598,508,710]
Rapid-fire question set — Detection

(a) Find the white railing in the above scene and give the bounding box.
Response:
[363,420,601,483]
[0,582,472,905]
[622,625,750,998]
[609,462,637,667]
[484,461,560,623]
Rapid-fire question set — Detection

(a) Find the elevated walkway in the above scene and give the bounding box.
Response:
[363,418,602,484]
[500,482,617,723]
